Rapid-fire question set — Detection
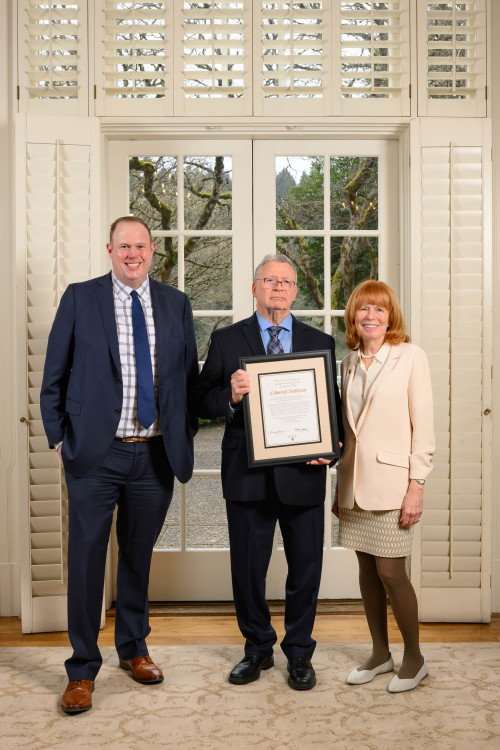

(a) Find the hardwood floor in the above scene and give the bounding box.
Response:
[1,605,499,646]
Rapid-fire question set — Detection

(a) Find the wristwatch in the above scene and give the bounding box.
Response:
[414,479,425,486]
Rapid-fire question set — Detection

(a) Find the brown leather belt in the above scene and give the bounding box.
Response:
[115,436,160,443]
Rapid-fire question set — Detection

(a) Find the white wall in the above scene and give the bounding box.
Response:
[0,0,21,616]
[490,2,500,613]
[1,1,499,618]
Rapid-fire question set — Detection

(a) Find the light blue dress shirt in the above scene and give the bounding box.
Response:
[256,311,293,354]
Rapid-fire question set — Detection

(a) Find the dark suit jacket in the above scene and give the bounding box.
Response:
[41,272,198,483]
[196,314,343,506]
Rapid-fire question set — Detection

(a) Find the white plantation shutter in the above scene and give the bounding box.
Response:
[18,0,89,115]
[254,0,331,115]
[95,0,173,115]
[333,0,410,116]
[174,1,251,116]
[17,115,100,633]
[417,0,487,117]
[417,121,491,621]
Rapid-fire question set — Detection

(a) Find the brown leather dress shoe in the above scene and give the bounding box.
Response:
[119,655,164,684]
[60,679,94,714]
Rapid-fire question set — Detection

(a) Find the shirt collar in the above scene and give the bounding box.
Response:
[358,340,391,365]
[112,273,150,302]
[256,311,293,333]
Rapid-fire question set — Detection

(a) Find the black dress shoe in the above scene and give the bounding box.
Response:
[228,654,274,685]
[287,657,316,690]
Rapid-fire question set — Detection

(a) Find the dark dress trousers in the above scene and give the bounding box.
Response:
[41,272,198,680]
[196,313,343,659]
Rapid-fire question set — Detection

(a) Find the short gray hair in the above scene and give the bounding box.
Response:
[254,254,297,282]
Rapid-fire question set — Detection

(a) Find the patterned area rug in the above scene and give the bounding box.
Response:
[1,644,499,749]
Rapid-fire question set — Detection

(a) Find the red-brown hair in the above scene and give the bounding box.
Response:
[344,280,410,350]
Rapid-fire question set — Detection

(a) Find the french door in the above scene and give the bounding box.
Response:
[107,137,399,601]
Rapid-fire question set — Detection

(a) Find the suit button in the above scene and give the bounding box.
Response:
[114,408,121,414]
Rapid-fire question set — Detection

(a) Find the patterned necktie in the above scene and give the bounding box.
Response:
[267,326,284,355]
[130,290,156,429]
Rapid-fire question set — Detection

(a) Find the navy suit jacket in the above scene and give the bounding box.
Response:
[41,272,198,483]
[195,314,343,506]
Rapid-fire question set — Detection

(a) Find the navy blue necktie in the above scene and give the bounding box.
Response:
[130,290,156,429]
[267,326,284,355]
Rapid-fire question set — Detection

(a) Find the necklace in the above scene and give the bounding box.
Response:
[359,351,376,359]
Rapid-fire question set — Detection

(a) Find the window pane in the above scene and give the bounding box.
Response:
[330,236,379,310]
[294,315,324,331]
[330,156,378,230]
[186,476,229,550]
[155,481,181,550]
[185,237,232,310]
[194,421,224,471]
[276,156,324,230]
[195,316,232,362]
[184,156,232,230]
[129,156,178,230]
[151,236,178,286]
[276,237,324,311]
[331,321,348,364]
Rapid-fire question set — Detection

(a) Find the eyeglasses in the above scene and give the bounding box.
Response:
[256,277,297,290]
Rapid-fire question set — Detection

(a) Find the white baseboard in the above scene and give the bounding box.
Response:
[0,562,20,616]
[492,558,500,613]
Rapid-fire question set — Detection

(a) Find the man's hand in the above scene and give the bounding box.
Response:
[400,480,424,528]
[56,444,63,465]
[230,369,251,405]
[306,442,342,467]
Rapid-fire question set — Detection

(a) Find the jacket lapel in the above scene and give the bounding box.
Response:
[355,345,401,433]
[290,316,312,352]
[149,277,166,373]
[342,352,358,435]
[95,273,121,376]
[241,313,266,356]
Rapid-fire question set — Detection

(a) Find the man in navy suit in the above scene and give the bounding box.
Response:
[41,216,198,714]
[196,255,342,691]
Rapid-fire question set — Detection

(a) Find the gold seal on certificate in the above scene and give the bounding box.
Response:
[240,350,340,467]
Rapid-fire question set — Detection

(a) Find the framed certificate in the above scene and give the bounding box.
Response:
[239,350,340,468]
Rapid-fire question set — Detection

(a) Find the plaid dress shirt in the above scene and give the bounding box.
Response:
[112,274,161,438]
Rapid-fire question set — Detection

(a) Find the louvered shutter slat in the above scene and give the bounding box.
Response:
[177,1,250,114]
[96,1,172,115]
[19,1,88,114]
[257,0,329,115]
[20,117,98,633]
[418,0,486,116]
[419,138,486,621]
[334,0,410,115]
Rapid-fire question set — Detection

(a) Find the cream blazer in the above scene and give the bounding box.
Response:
[337,342,435,511]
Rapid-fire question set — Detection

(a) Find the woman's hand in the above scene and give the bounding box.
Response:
[332,484,339,518]
[400,480,424,528]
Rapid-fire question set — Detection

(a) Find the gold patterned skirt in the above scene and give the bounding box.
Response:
[338,502,414,558]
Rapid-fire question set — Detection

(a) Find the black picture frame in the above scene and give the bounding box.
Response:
[239,350,340,468]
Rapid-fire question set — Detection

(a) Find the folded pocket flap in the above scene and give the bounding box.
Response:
[377,450,409,469]
[65,397,82,415]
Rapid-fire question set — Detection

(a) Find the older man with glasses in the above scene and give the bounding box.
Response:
[196,254,343,691]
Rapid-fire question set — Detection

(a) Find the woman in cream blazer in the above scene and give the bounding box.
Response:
[335,280,434,694]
